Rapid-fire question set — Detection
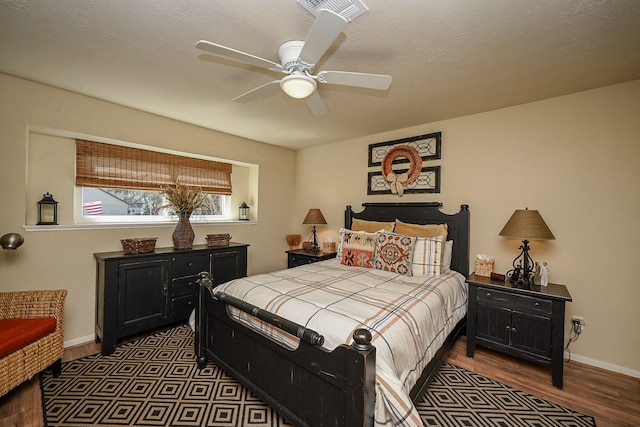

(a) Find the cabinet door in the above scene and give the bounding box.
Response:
[511,311,552,359]
[211,248,247,285]
[476,303,511,346]
[118,259,169,331]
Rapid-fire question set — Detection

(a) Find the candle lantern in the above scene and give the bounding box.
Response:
[238,202,250,221]
[37,192,58,225]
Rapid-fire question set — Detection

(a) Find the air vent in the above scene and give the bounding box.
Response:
[297,0,368,22]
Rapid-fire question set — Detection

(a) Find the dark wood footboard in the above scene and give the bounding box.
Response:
[196,272,376,427]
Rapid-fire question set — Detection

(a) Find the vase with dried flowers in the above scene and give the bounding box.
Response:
[161,183,209,249]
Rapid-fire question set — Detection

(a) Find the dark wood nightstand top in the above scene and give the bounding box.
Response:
[466,273,572,302]
[286,248,337,261]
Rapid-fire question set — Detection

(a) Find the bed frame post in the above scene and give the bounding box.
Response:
[195,271,212,369]
[348,329,376,427]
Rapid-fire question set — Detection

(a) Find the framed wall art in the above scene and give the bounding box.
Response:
[368,132,441,167]
[367,132,442,196]
[367,165,441,195]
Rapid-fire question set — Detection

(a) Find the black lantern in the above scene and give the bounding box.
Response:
[238,202,250,221]
[37,192,58,225]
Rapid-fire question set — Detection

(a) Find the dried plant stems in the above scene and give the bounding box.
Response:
[161,183,208,214]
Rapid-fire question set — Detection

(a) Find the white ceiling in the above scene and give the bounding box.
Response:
[1,0,639,150]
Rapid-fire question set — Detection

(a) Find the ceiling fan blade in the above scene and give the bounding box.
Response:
[306,91,329,116]
[196,40,283,72]
[298,9,348,67]
[316,70,392,90]
[233,80,281,103]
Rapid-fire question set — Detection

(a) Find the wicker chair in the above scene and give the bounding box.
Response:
[0,289,67,397]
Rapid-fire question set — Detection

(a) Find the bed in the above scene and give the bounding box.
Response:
[196,202,470,427]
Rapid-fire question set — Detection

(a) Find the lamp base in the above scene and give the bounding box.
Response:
[509,239,535,286]
[305,225,321,252]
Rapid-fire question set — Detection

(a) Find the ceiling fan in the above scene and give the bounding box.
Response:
[195,9,392,116]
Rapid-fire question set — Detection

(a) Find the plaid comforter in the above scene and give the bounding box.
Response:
[215,259,468,427]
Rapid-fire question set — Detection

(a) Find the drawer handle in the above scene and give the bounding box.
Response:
[534,302,540,307]
[485,292,491,297]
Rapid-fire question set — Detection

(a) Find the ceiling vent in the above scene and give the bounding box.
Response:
[297,0,368,22]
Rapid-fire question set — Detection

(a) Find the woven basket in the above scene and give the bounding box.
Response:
[120,238,158,254]
[475,259,495,277]
[206,234,231,247]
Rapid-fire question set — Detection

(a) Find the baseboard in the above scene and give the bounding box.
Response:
[64,334,95,348]
[565,351,640,379]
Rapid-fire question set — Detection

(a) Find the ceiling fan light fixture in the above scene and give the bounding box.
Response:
[280,73,316,99]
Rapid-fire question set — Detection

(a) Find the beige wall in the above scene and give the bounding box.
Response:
[0,73,296,343]
[295,80,640,374]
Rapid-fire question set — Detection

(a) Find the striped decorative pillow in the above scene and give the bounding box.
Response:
[412,235,444,276]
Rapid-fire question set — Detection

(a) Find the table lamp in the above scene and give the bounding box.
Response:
[499,208,555,285]
[302,208,327,252]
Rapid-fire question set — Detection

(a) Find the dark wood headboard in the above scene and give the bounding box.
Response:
[345,202,470,277]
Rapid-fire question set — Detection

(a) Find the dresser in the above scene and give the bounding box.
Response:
[286,248,336,268]
[95,243,248,355]
[466,273,572,388]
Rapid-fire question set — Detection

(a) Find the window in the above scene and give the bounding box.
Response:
[76,139,232,222]
[81,188,228,220]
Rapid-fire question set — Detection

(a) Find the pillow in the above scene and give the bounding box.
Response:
[442,240,453,272]
[394,219,448,239]
[351,218,395,233]
[412,236,444,276]
[372,232,417,276]
[339,229,377,268]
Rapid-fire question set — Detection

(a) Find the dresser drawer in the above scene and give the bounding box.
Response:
[477,287,552,315]
[171,275,199,298]
[172,253,210,277]
[289,254,316,267]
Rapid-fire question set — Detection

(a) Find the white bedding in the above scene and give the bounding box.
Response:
[215,259,468,427]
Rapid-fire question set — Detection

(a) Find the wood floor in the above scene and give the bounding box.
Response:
[1,335,638,427]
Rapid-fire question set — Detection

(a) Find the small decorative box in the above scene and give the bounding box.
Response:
[322,242,337,253]
[475,259,495,277]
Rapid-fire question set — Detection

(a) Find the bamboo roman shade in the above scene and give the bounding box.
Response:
[75,140,232,195]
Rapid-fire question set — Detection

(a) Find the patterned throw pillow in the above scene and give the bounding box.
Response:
[339,230,377,268]
[372,232,417,276]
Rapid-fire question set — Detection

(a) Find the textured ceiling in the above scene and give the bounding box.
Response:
[1,0,639,150]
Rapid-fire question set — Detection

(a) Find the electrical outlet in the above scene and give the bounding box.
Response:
[571,315,586,326]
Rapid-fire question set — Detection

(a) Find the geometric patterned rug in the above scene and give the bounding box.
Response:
[41,324,596,427]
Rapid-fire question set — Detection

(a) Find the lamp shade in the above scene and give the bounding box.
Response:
[281,73,316,99]
[499,209,555,240]
[302,208,327,225]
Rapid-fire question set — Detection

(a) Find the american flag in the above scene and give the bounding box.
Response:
[83,201,103,215]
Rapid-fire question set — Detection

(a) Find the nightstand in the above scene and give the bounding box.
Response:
[466,273,572,388]
[286,249,336,268]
